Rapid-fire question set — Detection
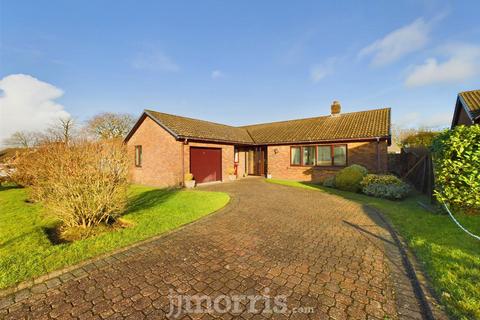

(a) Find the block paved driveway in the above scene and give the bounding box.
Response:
[1,178,426,319]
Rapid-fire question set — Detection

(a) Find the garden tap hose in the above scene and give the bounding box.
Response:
[442,201,480,241]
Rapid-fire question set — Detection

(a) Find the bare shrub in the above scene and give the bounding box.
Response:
[86,112,136,140]
[11,139,129,227]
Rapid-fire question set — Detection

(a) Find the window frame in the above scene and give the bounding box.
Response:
[135,145,142,167]
[290,146,302,166]
[302,145,316,166]
[332,144,347,167]
[290,144,348,167]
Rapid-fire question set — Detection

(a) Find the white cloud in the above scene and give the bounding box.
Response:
[310,58,337,82]
[211,70,225,79]
[405,44,480,87]
[396,111,451,128]
[132,50,179,72]
[0,74,70,144]
[359,18,430,66]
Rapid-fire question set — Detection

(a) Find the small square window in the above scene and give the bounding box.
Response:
[135,145,142,167]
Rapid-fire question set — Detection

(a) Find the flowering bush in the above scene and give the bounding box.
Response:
[360,174,410,200]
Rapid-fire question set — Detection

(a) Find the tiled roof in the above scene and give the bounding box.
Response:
[459,89,480,119]
[242,108,391,144]
[142,108,391,145]
[145,110,254,144]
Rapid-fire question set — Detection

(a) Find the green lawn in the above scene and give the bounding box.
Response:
[267,179,480,320]
[0,185,229,290]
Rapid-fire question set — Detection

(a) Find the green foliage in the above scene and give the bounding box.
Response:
[401,130,440,148]
[0,185,229,289]
[184,173,194,181]
[334,164,368,192]
[432,125,480,214]
[322,175,336,188]
[360,174,410,200]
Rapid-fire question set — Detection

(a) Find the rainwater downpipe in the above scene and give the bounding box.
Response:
[182,138,188,186]
[376,137,381,172]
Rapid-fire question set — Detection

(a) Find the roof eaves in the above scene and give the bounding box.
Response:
[177,135,254,145]
[256,135,391,146]
[458,94,476,123]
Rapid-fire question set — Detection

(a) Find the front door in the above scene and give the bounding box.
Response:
[248,147,267,176]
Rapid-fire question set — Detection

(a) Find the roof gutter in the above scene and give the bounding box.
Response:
[262,136,391,146]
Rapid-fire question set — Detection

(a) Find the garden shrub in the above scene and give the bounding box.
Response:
[360,174,410,200]
[432,125,480,214]
[11,139,129,227]
[334,164,368,192]
[322,175,336,188]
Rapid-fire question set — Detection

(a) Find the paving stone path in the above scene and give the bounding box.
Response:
[1,178,429,319]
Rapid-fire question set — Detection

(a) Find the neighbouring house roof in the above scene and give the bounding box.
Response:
[459,89,480,121]
[126,107,391,145]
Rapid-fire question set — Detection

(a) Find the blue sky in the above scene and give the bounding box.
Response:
[1,0,480,142]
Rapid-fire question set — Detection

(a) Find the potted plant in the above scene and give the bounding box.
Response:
[266,172,272,179]
[184,173,195,188]
[227,168,236,181]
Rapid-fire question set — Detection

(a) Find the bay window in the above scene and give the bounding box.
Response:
[290,144,347,167]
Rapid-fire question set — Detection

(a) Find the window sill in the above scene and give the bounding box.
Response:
[289,165,346,169]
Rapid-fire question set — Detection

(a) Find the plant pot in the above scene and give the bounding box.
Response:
[267,174,272,179]
[228,175,236,181]
[184,180,196,188]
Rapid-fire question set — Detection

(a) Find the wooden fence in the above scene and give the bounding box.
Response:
[388,147,434,200]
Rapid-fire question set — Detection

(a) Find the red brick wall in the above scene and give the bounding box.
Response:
[127,115,388,185]
[183,142,235,183]
[127,116,183,187]
[267,140,388,182]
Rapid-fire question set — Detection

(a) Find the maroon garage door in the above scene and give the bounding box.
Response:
[190,147,222,183]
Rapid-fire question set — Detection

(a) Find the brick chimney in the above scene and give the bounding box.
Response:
[331,100,341,115]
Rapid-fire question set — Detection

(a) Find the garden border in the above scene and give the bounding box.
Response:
[0,192,235,309]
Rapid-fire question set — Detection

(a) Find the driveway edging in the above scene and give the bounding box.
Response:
[367,205,449,320]
[0,193,236,309]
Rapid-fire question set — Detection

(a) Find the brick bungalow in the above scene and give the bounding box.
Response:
[125,101,391,187]
[451,89,480,127]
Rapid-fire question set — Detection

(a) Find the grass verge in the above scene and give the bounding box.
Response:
[0,184,229,289]
[267,179,480,320]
